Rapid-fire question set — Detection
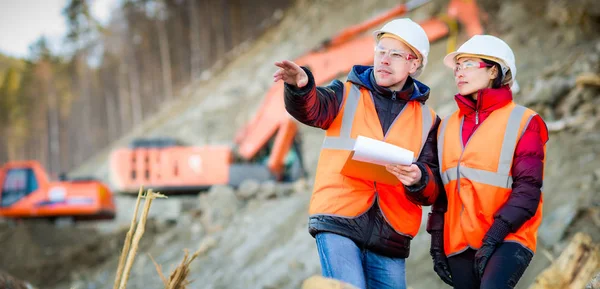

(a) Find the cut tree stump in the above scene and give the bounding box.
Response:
[529,232,600,289]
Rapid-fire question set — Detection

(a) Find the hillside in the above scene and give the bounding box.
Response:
[1,0,599,288]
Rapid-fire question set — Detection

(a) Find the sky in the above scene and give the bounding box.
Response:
[0,0,119,59]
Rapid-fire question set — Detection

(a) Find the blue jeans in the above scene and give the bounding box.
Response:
[315,232,407,289]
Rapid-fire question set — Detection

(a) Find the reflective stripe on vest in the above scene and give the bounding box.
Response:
[438,105,528,187]
[322,83,433,158]
[309,82,437,237]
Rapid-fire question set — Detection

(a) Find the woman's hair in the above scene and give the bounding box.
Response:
[482,59,503,89]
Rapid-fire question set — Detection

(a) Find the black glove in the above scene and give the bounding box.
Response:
[474,218,512,279]
[430,230,453,286]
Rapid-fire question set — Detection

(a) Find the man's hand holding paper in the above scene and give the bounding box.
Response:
[385,164,422,186]
[341,136,421,186]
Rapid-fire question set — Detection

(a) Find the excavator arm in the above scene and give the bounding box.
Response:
[231,0,485,180]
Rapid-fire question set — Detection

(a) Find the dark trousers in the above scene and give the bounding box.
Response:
[448,242,533,289]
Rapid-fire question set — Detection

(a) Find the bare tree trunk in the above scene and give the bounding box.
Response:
[117,60,131,135]
[126,37,143,126]
[105,90,117,143]
[76,52,92,161]
[213,1,226,60]
[156,17,173,101]
[38,103,49,172]
[59,116,71,172]
[198,0,212,71]
[229,0,242,48]
[221,0,231,52]
[47,81,61,174]
[0,130,6,163]
[189,0,202,80]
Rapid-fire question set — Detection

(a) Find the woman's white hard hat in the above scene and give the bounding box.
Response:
[444,34,520,92]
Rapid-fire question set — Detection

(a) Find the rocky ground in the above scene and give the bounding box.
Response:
[1,0,599,288]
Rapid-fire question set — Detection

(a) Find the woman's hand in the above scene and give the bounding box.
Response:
[385,163,422,186]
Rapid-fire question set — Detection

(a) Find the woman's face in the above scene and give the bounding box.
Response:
[453,57,498,96]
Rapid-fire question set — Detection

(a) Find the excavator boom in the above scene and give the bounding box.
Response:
[109,0,484,193]
[234,0,484,175]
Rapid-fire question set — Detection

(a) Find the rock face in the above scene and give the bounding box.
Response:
[198,185,242,231]
[5,0,595,289]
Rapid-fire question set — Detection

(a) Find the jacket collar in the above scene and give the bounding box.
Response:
[368,71,414,100]
[455,85,513,115]
[347,65,431,102]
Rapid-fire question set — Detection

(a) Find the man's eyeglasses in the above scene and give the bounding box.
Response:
[374,46,417,61]
[454,61,493,73]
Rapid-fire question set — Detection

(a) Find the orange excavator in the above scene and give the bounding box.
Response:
[109,0,484,194]
[0,160,116,221]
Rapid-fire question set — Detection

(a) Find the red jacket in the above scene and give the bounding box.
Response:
[428,86,547,237]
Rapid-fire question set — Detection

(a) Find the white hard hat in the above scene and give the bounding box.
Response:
[443,35,519,92]
[373,18,430,78]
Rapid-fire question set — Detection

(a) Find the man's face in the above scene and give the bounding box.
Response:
[373,37,420,91]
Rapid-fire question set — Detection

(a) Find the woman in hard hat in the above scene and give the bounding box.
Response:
[426,34,549,288]
[274,18,442,289]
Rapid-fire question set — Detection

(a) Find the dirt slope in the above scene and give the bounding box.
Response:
[2,0,599,288]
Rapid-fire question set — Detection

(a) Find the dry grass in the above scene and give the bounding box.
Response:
[112,188,167,289]
[150,248,203,289]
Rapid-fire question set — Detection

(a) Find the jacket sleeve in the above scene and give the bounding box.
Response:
[492,115,547,233]
[284,67,344,130]
[426,184,448,233]
[405,115,443,206]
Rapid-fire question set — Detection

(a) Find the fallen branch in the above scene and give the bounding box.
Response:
[528,232,600,289]
[576,73,600,87]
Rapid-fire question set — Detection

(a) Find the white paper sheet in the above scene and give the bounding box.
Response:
[351,135,414,166]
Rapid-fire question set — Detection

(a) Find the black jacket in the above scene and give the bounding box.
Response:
[284,65,442,258]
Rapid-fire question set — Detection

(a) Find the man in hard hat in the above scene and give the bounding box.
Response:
[428,34,548,288]
[273,18,442,289]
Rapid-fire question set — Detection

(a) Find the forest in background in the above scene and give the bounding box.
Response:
[0,0,292,176]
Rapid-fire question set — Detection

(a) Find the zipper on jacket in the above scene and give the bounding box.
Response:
[457,117,484,248]
[475,90,482,125]
[383,92,396,136]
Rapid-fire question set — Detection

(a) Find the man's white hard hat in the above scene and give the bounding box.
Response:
[373,18,430,78]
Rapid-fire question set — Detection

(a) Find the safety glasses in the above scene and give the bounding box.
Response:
[374,46,418,61]
[454,61,493,73]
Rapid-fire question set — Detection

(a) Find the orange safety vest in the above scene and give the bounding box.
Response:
[309,81,437,238]
[438,102,547,256]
